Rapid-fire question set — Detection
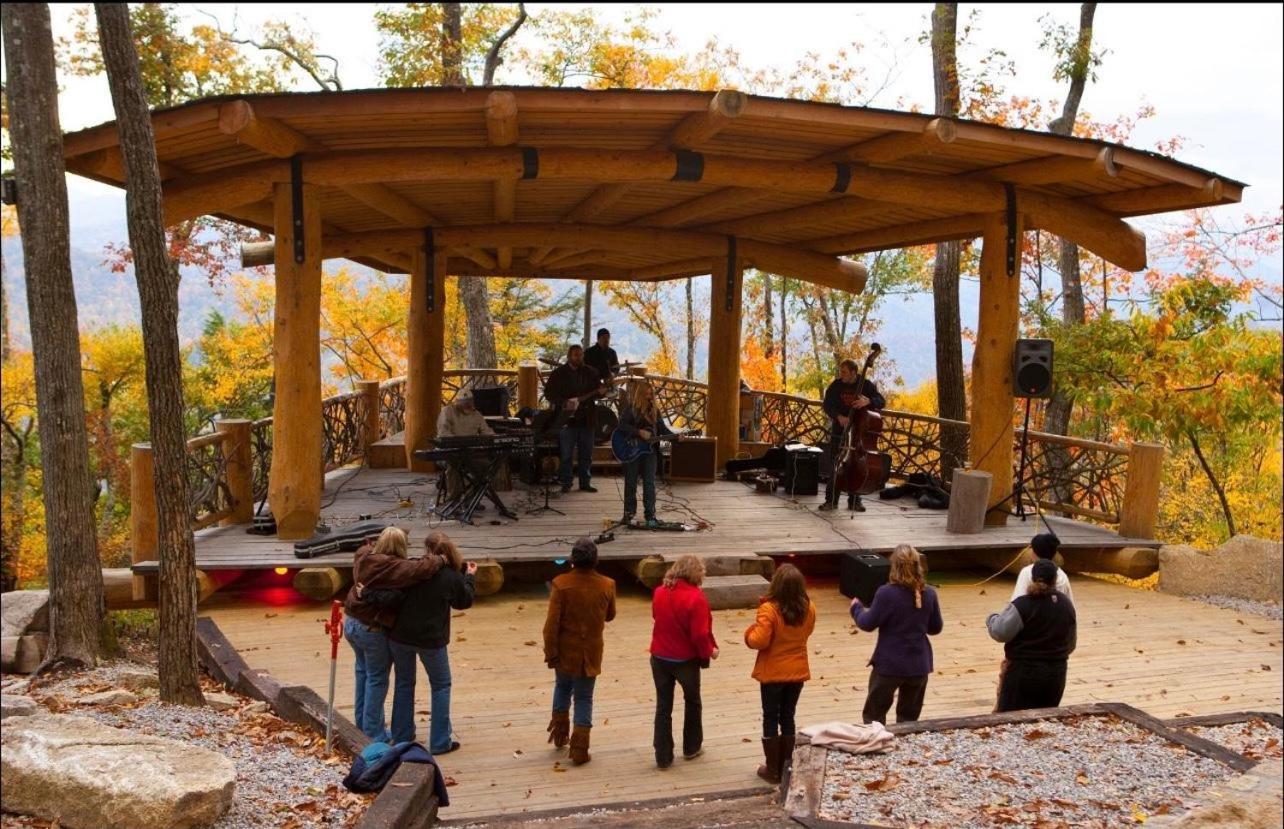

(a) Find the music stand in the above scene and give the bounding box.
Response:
[525,443,565,516]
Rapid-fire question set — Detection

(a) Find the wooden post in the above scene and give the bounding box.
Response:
[707,246,744,469]
[946,468,992,534]
[969,212,1023,526]
[1119,442,1165,539]
[268,180,324,540]
[129,443,157,603]
[517,364,540,410]
[406,245,447,472]
[215,419,254,525]
[357,380,382,453]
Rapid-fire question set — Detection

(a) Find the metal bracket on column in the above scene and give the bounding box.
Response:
[290,155,305,265]
[423,227,436,313]
[1004,183,1017,278]
[725,236,738,312]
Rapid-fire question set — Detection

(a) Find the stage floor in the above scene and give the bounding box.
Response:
[143,466,1157,573]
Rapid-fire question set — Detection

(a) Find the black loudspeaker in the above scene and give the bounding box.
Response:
[472,386,510,417]
[840,551,890,604]
[782,447,821,496]
[1013,338,1054,398]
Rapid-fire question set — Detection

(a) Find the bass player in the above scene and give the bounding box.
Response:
[820,358,886,512]
[545,344,607,493]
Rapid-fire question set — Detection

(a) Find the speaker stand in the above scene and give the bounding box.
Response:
[1011,396,1035,520]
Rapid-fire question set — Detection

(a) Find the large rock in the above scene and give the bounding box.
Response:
[1,694,39,719]
[1,633,49,674]
[1,590,50,638]
[113,664,160,693]
[1160,536,1284,604]
[1,712,236,829]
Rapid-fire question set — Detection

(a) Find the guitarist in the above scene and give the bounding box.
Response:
[617,380,673,527]
[820,357,886,513]
[546,344,607,493]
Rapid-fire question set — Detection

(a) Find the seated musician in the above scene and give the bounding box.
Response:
[618,380,673,528]
[436,391,494,502]
[820,358,886,513]
[584,328,621,384]
[545,344,606,493]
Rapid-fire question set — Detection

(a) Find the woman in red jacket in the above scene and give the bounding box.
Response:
[649,555,719,769]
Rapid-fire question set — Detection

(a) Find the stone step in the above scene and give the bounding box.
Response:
[635,553,774,588]
[701,574,770,610]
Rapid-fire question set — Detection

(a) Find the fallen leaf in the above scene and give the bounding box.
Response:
[513,749,523,757]
[864,773,903,792]
[264,613,278,619]
[1024,728,1051,740]
[444,777,458,787]
[1176,639,1186,645]
[524,641,537,647]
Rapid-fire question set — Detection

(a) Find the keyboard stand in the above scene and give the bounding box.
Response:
[436,450,519,525]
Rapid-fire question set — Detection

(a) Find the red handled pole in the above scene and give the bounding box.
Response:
[323,599,343,754]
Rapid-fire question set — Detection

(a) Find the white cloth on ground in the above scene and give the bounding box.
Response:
[798,720,895,754]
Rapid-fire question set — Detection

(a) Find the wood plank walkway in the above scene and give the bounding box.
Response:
[166,467,1153,572]
[204,574,1283,821]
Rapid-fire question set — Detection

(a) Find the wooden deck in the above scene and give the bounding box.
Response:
[203,576,1283,821]
[152,467,1155,573]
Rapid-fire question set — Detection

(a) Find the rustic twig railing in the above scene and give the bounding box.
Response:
[135,368,1161,553]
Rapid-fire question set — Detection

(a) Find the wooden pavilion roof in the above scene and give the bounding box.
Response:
[62,86,1245,289]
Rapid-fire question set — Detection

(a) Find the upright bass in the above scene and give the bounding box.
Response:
[833,344,892,498]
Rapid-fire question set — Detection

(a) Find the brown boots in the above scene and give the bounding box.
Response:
[756,734,796,784]
[569,724,592,766]
[546,710,570,749]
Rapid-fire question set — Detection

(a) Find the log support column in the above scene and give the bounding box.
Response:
[1119,442,1165,539]
[215,419,254,525]
[268,179,324,539]
[969,211,1023,526]
[406,242,447,472]
[357,380,382,454]
[707,241,744,469]
[129,443,158,601]
[517,364,540,410]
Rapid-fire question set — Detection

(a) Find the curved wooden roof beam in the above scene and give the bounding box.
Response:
[529,89,747,267]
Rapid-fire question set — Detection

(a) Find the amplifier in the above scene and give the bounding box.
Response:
[840,551,890,604]
[669,437,718,482]
[782,446,822,496]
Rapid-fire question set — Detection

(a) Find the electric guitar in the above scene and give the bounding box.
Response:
[611,427,698,464]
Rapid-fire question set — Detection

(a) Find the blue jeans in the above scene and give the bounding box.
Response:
[623,450,658,520]
[344,617,393,742]
[553,671,597,728]
[389,641,454,752]
[558,426,595,488]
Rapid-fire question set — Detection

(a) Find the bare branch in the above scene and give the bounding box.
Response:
[483,3,528,86]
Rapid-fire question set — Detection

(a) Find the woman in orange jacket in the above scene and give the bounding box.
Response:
[743,563,817,784]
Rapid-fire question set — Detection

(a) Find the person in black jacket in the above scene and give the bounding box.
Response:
[986,559,1077,712]
[389,533,476,752]
[820,358,886,513]
[584,329,620,384]
[545,344,606,493]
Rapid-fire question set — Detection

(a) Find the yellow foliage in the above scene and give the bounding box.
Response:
[887,379,938,416]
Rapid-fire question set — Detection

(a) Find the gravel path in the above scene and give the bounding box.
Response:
[817,714,1235,828]
[1186,719,1283,762]
[8,661,372,829]
[1184,595,1283,620]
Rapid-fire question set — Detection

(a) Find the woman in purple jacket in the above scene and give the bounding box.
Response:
[849,545,944,724]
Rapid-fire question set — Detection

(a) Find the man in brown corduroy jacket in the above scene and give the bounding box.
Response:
[542,537,617,765]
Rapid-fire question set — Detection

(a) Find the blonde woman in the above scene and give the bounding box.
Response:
[389,533,477,753]
[617,380,672,527]
[849,545,943,724]
[343,526,445,741]
[649,555,718,769]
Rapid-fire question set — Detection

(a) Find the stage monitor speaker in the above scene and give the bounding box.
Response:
[670,437,718,482]
[472,386,510,417]
[1013,338,1054,398]
[840,551,890,605]
[783,447,821,496]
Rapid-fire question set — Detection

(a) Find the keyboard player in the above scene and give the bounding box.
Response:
[437,391,494,503]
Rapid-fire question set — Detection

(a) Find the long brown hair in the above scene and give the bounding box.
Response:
[627,380,659,424]
[888,544,927,609]
[765,563,810,626]
[425,531,464,572]
[372,527,408,559]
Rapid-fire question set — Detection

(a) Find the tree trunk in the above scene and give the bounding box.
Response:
[930,3,967,481]
[780,277,789,390]
[3,2,104,668]
[1188,431,1235,539]
[441,3,464,86]
[96,2,204,705]
[762,273,774,358]
[685,277,695,380]
[481,3,527,86]
[459,277,497,368]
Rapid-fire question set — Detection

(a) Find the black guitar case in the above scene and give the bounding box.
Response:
[293,520,391,560]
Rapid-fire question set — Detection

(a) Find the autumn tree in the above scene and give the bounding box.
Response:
[3,2,105,667]
[96,1,203,704]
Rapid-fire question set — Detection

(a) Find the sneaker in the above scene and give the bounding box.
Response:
[645,518,660,529]
[682,748,704,760]
[622,513,636,525]
[434,740,461,755]
[656,758,673,769]
[579,484,598,493]
[560,483,572,493]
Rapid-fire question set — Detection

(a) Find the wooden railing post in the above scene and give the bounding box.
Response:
[1119,442,1165,539]
[517,364,540,410]
[129,443,158,600]
[357,380,382,449]
[215,420,254,525]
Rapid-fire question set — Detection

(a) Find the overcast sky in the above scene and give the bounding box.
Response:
[36,2,1281,222]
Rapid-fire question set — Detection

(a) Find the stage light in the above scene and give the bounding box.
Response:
[554,558,566,565]
[274,567,289,575]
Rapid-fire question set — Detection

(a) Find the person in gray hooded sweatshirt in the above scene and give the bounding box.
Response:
[987,559,1077,712]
